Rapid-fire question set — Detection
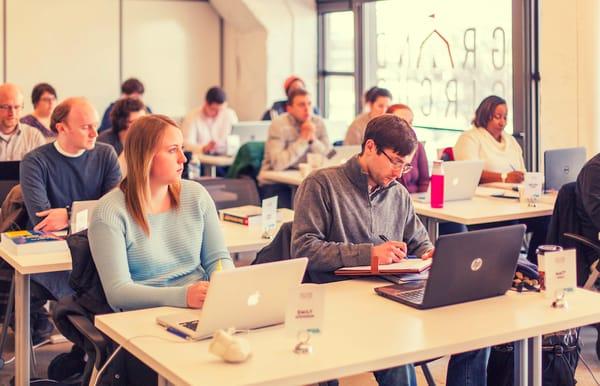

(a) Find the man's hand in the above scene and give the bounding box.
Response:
[34,208,68,232]
[371,241,407,264]
[300,120,316,142]
[421,248,435,260]
[506,171,524,183]
[202,141,217,154]
[186,281,210,308]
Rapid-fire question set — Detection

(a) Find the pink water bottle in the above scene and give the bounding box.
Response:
[430,160,444,208]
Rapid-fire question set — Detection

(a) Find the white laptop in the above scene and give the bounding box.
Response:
[230,121,270,145]
[156,258,308,340]
[413,160,484,202]
[70,200,99,234]
[324,145,360,167]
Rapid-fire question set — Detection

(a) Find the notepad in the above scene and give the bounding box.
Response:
[334,259,432,276]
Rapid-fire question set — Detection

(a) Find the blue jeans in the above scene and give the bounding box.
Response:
[447,348,490,386]
[373,364,417,386]
[32,271,75,300]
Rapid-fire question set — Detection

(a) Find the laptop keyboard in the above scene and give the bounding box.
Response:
[395,288,425,304]
[179,320,200,331]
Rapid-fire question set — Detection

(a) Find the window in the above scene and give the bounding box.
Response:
[362,0,513,161]
[319,10,356,126]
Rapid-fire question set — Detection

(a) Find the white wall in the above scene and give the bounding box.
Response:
[539,0,600,160]
[4,0,221,120]
[216,0,317,120]
[123,0,221,118]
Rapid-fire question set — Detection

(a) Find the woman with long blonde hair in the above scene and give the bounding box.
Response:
[89,114,234,312]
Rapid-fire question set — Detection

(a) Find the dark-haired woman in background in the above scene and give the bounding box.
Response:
[455,95,547,263]
[21,83,57,140]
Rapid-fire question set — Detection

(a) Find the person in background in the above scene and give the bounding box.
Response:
[97,97,146,157]
[386,104,429,193]
[344,87,392,145]
[454,95,525,184]
[21,83,57,140]
[181,86,238,156]
[261,75,320,121]
[98,78,152,132]
[361,86,379,113]
[0,83,45,161]
[258,88,330,208]
[454,95,548,262]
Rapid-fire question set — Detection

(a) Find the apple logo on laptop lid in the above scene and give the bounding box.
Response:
[247,291,260,306]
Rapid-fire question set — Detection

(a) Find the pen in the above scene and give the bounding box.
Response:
[166,327,190,340]
[378,235,417,258]
[216,259,223,272]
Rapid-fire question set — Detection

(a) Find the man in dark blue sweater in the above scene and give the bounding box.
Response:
[20,97,121,354]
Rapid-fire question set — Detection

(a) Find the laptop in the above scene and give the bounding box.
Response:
[324,145,360,166]
[374,224,525,309]
[544,147,586,191]
[70,200,99,234]
[230,121,270,145]
[156,258,308,340]
[413,160,484,202]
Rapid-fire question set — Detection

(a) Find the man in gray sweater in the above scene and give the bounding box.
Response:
[292,114,489,386]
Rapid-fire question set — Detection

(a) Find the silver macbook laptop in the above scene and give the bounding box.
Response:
[324,145,360,166]
[544,147,586,191]
[414,160,484,202]
[231,121,270,145]
[70,200,99,234]
[156,258,308,340]
[375,224,525,309]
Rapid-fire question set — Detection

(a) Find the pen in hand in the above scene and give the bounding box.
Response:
[378,235,416,259]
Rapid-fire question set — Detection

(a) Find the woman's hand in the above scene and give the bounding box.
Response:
[186,281,210,308]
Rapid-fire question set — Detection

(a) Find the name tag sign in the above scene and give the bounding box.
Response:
[522,172,544,203]
[543,249,576,299]
[286,283,325,335]
[73,209,88,233]
[261,196,278,238]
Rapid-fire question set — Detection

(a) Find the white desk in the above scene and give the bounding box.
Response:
[221,209,294,254]
[196,154,234,177]
[0,247,72,385]
[95,279,600,386]
[413,190,555,240]
[259,170,303,187]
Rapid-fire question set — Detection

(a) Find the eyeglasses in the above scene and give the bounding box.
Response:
[39,97,56,103]
[380,149,413,173]
[0,104,23,112]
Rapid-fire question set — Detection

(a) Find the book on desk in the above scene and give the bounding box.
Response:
[335,259,431,276]
[220,205,283,226]
[1,230,68,255]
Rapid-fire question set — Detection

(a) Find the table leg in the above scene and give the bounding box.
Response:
[531,335,542,386]
[15,272,30,385]
[514,339,528,386]
[202,164,217,177]
[425,217,439,241]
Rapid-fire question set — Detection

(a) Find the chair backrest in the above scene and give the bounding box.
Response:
[226,141,265,179]
[0,184,28,232]
[546,182,579,247]
[439,147,455,161]
[195,177,261,210]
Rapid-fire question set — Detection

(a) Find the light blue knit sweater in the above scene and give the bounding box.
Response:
[89,179,234,311]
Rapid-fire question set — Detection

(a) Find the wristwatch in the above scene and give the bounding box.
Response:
[65,205,72,221]
[501,172,508,182]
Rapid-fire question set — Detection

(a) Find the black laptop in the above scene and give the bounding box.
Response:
[544,147,586,191]
[375,224,526,309]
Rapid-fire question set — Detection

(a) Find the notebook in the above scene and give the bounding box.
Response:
[335,259,431,276]
[374,224,525,309]
[413,160,484,202]
[156,258,308,340]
